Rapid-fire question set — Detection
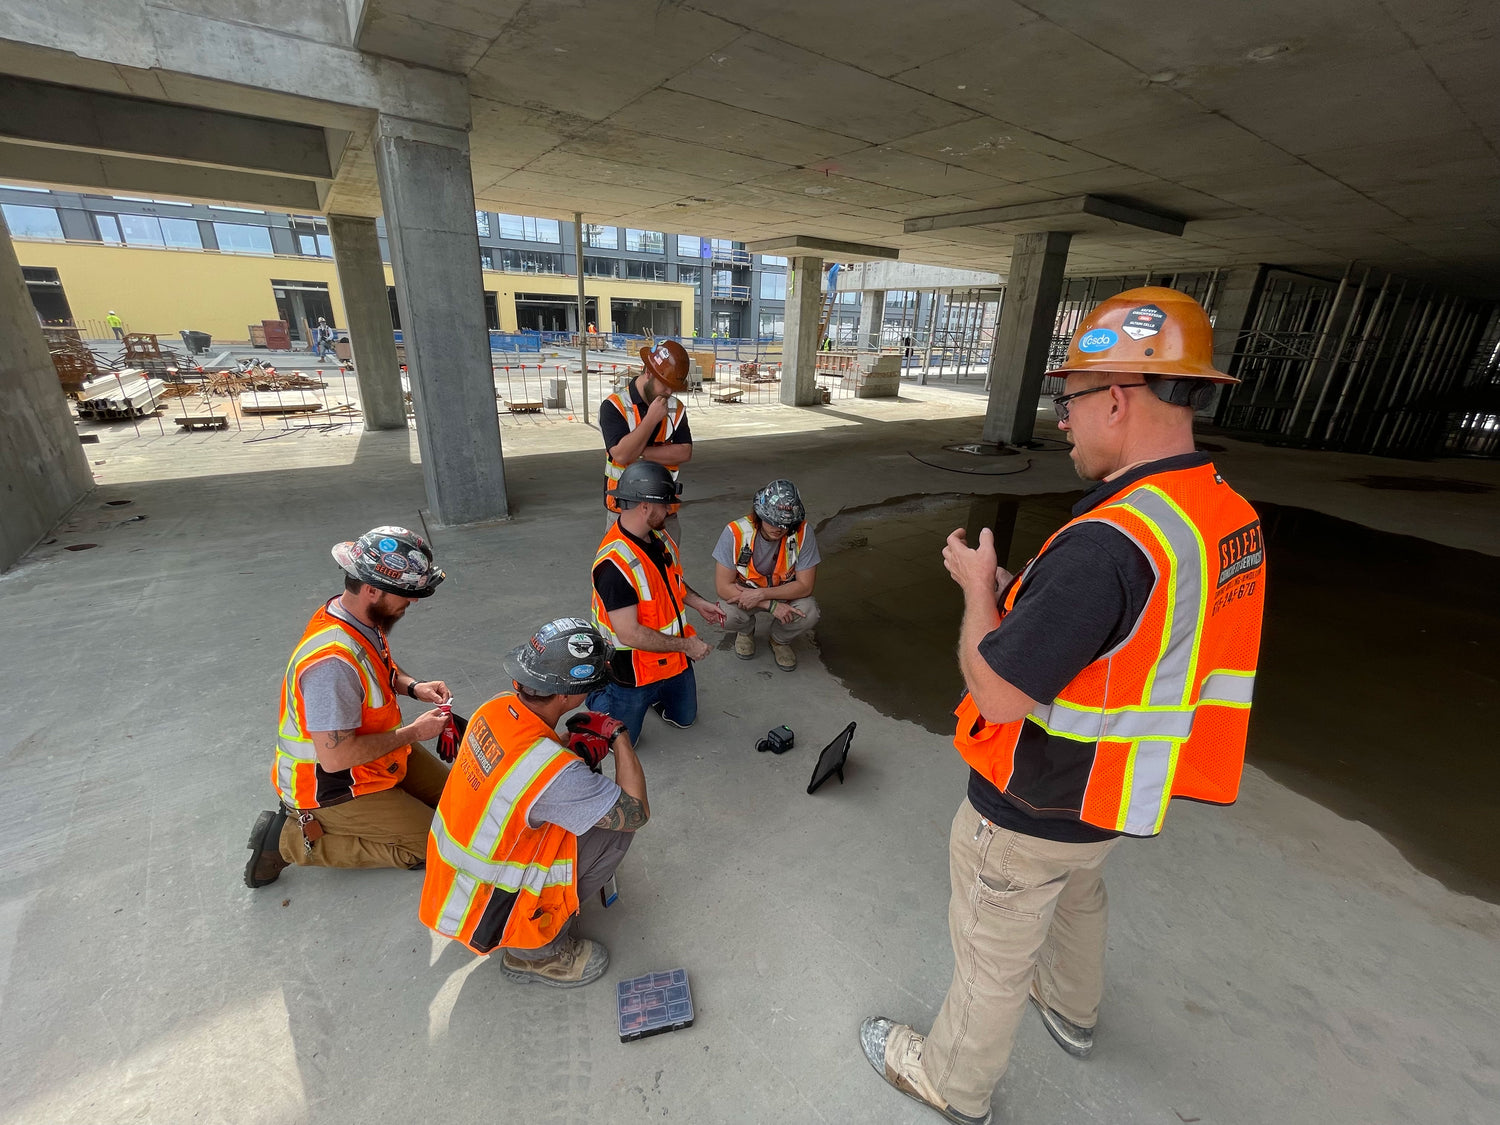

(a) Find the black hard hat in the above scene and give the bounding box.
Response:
[612,461,680,508]
[504,617,613,695]
[753,479,805,529]
[332,526,445,598]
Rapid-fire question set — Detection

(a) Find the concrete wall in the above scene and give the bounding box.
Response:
[0,215,92,570]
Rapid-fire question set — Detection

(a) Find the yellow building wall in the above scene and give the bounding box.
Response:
[15,238,694,342]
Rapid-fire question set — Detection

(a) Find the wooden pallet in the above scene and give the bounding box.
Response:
[504,400,545,414]
[711,388,745,403]
[175,412,229,430]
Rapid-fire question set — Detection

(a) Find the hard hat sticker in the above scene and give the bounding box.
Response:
[1078,328,1118,352]
[1121,304,1166,341]
[377,537,399,552]
[567,633,596,658]
[570,664,594,678]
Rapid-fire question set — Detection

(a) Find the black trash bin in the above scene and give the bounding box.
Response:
[179,330,213,355]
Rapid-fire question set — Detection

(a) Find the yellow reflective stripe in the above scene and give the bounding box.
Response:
[275,627,386,803]
[468,737,565,857]
[595,544,654,604]
[1200,669,1255,706]
[436,867,483,938]
[430,816,575,896]
[1030,701,1196,742]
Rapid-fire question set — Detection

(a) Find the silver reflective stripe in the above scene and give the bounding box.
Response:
[468,737,561,857]
[1200,670,1255,705]
[431,817,575,895]
[606,396,682,479]
[1121,740,1177,836]
[1031,701,1195,742]
[436,867,481,937]
[275,626,384,802]
[597,544,654,604]
[1116,486,1207,710]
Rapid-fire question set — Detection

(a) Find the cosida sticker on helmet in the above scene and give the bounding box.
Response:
[1078,328,1118,353]
[569,664,594,678]
[1121,304,1166,341]
[377,537,398,552]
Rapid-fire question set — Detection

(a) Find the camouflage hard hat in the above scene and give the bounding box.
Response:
[753,479,805,529]
[332,526,445,598]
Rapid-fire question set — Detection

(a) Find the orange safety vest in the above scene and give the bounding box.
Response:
[727,516,805,587]
[954,462,1265,837]
[419,693,579,953]
[272,601,409,809]
[591,523,695,686]
[603,389,686,513]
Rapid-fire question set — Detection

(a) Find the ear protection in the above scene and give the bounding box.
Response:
[1149,378,1216,411]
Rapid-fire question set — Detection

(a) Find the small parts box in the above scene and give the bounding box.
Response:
[617,968,693,1042]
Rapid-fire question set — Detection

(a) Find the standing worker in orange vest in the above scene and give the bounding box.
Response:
[859,287,1267,1125]
[243,526,454,888]
[590,461,725,744]
[420,618,648,988]
[601,339,693,545]
[711,478,821,671]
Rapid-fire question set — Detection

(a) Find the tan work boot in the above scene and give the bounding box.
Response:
[501,937,609,989]
[770,639,797,670]
[734,631,756,659]
[858,1017,990,1125]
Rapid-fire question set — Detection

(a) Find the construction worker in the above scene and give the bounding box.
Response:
[601,338,692,544]
[420,618,647,988]
[589,461,725,744]
[859,287,1267,1125]
[712,479,821,671]
[311,316,335,360]
[106,310,124,340]
[243,526,453,888]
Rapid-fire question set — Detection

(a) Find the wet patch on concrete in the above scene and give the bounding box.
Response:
[815,492,1500,902]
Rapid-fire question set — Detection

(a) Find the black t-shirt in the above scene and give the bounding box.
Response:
[599,380,693,456]
[967,453,1213,842]
[593,525,680,686]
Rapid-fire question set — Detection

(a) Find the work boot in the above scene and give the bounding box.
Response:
[858,1017,991,1125]
[243,808,289,888]
[1029,986,1094,1057]
[501,937,609,989]
[770,639,797,671]
[734,631,756,659]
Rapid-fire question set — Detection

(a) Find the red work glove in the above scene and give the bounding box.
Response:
[435,709,468,764]
[565,711,625,772]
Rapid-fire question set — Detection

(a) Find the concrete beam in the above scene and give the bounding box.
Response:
[906,194,1187,237]
[982,231,1072,446]
[328,215,404,431]
[839,260,1003,292]
[0,76,334,178]
[780,255,823,407]
[0,141,326,211]
[747,235,899,262]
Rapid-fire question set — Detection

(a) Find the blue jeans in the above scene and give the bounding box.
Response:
[586,664,697,743]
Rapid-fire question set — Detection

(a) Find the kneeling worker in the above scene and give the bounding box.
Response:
[244,526,452,888]
[589,461,725,742]
[712,479,820,670]
[420,619,647,988]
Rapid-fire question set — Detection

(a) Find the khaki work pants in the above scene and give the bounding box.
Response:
[503,827,634,961]
[277,746,450,871]
[921,798,1120,1118]
[720,596,820,645]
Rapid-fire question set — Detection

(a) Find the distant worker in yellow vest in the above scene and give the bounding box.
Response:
[420,618,648,988]
[590,461,725,744]
[106,310,124,340]
[860,287,1267,1125]
[244,526,453,888]
[601,339,692,544]
[712,479,820,671]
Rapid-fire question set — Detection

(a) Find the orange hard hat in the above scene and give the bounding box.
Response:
[639,339,690,391]
[1047,286,1237,383]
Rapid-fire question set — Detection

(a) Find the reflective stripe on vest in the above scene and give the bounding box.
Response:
[591,525,693,686]
[728,516,804,587]
[603,391,685,511]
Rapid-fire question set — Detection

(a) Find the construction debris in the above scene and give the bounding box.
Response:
[205,366,327,397]
[74,370,166,420]
[239,390,325,415]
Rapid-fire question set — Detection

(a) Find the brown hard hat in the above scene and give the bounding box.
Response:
[639,339,690,391]
[1047,286,1237,383]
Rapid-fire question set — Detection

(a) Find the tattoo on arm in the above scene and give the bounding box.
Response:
[325,728,355,748]
[595,791,649,832]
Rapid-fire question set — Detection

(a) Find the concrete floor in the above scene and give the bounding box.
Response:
[2,391,1498,1124]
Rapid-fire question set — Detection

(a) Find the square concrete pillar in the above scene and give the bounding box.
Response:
[374,116,508,524]
[328,214,404,431]
[780,255,823,406]
[982,231,1072,446]
[856,289,886,351]
[0,210,93,569]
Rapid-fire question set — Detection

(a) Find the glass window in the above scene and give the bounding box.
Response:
[2,204,65,240]
[760,254,788,267]
[476,211,491,237]
[213,222,274,255]
[316,234,332,257]
[677,266,700,286]
[584,256,620,278]
[119,214,166,246]
[677,234,704,257]
[498,213,526,239]
[625,229,664,253]
[496,214,561,242]
[95,214,122,244]
[584,224,617,249]
[758,310,784,339]
[623,259,665,281]
[534,217,559,242]
[759,272,787,300]
[160,217,202,248]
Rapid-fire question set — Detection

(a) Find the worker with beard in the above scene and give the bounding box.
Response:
[244,526,454,887]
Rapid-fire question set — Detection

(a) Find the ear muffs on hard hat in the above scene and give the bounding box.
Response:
[639,340,690,392]
[1047,286,1238,384]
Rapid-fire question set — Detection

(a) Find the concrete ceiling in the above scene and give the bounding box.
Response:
[349,0,1500,292]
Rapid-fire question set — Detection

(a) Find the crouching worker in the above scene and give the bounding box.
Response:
[419,618,649,989]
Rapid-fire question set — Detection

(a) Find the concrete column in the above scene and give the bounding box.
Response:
[0,211,92,569]
[596,296,612,334]
[780,255,823,406]
[327,214,404,431]
[373,115,508,524]
[857,289,886,351]
[982,231,1072,446]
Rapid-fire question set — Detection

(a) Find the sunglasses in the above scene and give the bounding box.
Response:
[1051,382,1148,423]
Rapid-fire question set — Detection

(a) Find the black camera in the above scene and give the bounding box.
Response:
[756,725,795,755]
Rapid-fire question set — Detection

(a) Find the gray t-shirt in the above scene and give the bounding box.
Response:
[299,600,386,732]
[528,760,621,834]
[711,523,821,585]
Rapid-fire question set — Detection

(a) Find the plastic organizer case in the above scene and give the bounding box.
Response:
[617,968,694,1042]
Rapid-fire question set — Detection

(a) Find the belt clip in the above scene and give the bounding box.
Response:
[973,817,990,842]
[292,808,324,852]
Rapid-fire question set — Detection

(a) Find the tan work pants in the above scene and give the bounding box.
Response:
[720,596,820,644]
[277,746,450,871]
[921,798,1119,1118]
